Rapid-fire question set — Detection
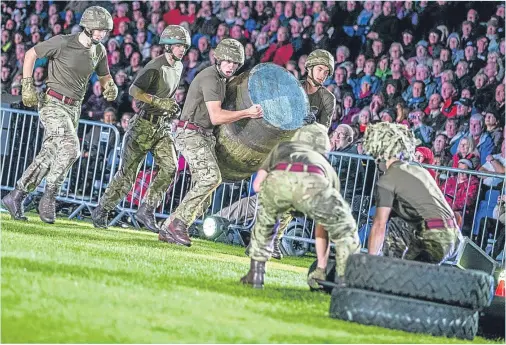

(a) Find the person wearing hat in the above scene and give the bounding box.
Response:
[240,123,360,289]
[414,40,432,67]
[483,107,503,147]
[91,25,191,232]
[302,49,337,129]
[414,146,437,180]
[428,28,443,57]
[363,122,461,264]
[158,38,263,247]
[1,6,118,224]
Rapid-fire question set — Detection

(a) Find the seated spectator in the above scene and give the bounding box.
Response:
[404,80,427,110]
[260,26,294,66]
[414,146,436,179]
[479,140,506,188]
[432,133,453,167]
[424,93,445,132]
[409,109,433,147]
[483,108,503,147]
[81,81,112,121]
[451,114,495,165]
[352,107,371,140]
[440,158,480,215]
[336,92,360,126]
[374,54,391,81]
[451,135,480,170]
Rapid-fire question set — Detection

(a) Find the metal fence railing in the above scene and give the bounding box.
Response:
[0,107,121,218]
[1,108,504,264]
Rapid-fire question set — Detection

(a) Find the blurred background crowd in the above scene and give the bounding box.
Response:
[1,1,505,231]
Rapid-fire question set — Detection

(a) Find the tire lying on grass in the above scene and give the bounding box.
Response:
[330,287,479,340]
[307,259,336,294]
[345,254,494,310]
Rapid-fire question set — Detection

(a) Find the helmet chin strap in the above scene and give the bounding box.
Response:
[164,45,182,61]
[307,67,322,87]
[84,29,100,45]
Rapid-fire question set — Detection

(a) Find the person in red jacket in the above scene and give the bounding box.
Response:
[260,26,293,66]
[440,158,479,215]
[414,146,437,180]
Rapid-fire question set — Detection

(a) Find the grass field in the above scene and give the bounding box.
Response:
[1,213,501,344]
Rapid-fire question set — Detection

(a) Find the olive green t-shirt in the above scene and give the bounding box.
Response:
[259,141,340,190]
[307,86,335,129]
[180,65,226,130]
[34,33,109,101]
[375,161,454,222]
[132,54,183,118]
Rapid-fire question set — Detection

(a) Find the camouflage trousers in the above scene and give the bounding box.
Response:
[17,94,81,192]
[383,217,462,264]
[163,128,222,226]
[98,115,177,211]
[249,170,360,277]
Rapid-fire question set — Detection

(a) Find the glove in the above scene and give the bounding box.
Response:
[152,96,180,116]
[102,79,118,101]
[307,267,326,289]
[21,77,38,108]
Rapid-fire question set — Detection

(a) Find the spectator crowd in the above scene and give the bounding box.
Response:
[1,0,505,244]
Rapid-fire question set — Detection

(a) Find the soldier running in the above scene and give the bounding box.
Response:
[1,6,117,224]
[158,38,264,247]
[363,122,462,263]
[240,123,360,289]
[91,25,190,232]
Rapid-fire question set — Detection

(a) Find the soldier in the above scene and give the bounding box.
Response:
[91,25,190,232]
[302,49,336,129]
[363,122,462,263]
[158,38,264,247]
[240,123,360,289]
[1,6,117,224]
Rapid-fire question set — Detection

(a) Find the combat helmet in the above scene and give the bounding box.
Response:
[80,6,113,31]
[305,49,335,77]
[362,122,417,161]
[214,38,245,66]
[291,122,331,155]
[159,25,191,61]
[159,25,191,47]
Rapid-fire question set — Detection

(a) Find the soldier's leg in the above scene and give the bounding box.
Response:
[409,228,461,264]
[98,121,150,211]
[136,135,177,232]
[160,130,221,246]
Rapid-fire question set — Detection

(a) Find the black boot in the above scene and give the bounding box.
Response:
[91,204,109,228]
[272,237,283,260]
[39,185,57,224]
[240,259,266,289]
[1,188,28,221]
[159,218,191,247]
[135,203,159,233]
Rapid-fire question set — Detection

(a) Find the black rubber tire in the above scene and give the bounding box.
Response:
[345,254,494,310]
[307,259,336,294]
[330,287,479,340]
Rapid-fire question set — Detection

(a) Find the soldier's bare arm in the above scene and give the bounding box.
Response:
[206,100,263,125]
[315,223,330,268]
[368,207,392,255]
[252,169,268,193]
[22,48,38,78]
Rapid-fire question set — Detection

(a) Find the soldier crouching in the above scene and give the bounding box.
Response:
[240,123,360,289]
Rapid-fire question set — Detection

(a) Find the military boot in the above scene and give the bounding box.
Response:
[159,218,191,247]
[240,259,265,289]
[136,203,159,233]
[272,237,283,260]
[91,204,109,228]
[1,188,28,221]
[39,185,57,224]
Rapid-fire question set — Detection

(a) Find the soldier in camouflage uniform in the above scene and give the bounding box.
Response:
[302,49,336,129]
[158,38,264,247]
[363,122,462,263]
[91,25,190,232]
[1,6,117,224]
[240,123,360,289]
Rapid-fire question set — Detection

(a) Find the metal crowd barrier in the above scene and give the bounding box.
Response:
[1,108,504,264]
[0,107,121,217]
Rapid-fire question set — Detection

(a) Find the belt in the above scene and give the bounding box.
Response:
[46,89,78,106]
[176,120,210,135]
[273,162,325,176]
[425,217,458,230]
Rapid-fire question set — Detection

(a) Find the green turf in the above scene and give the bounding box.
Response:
[0,213,501,343]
